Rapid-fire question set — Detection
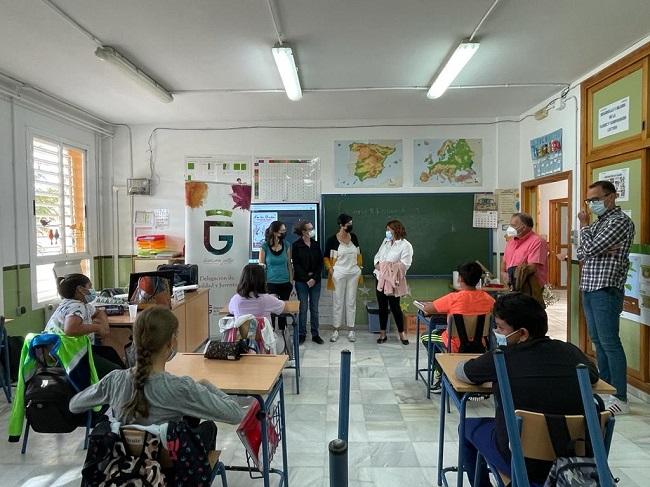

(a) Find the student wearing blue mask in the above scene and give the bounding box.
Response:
[45,273,124,377]
[455,293,598,485]
[578,180,634,415]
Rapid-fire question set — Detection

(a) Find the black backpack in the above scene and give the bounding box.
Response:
[24,347,86,433]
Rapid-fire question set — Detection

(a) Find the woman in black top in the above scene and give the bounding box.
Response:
[291,220,324,344]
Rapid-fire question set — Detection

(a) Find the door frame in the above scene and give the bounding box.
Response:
[521,170,573,341]
[548,198,569,289]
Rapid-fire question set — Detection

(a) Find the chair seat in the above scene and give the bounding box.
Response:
[208,449,222,469]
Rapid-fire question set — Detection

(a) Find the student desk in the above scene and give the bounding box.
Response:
[166,353,289,487]
[218,300,301,395]
[0,316,13,402]
[435,353,616,487]
[414,309,447,398]
[106,288,210,359]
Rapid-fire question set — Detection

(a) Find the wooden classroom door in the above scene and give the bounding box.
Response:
[548,198,569,288]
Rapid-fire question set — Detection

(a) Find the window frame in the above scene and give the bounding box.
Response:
[27,129,92,307]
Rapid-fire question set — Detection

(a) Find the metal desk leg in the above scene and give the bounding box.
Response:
[415,314,421,381]
[256,394,271,487]
[0,319,11,403]
[292,316,300,395]
[279,378,289,486]
[456,395,470,487]
[437,378,447,486]
[426,330,433,399]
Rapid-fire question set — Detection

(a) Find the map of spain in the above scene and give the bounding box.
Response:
[349,143,396,181]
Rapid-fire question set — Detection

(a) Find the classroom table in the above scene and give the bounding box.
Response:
[435,353,616,487]
[414,308,447,398]
[166,353,289,487]
[219,301,301,395]
[0,316,13,402]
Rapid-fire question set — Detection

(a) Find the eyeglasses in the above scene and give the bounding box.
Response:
[584,192,613,204]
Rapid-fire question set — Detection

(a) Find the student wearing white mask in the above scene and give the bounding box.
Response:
[291,220,325,344]
[577,180,634,415]
[373,220,413,344]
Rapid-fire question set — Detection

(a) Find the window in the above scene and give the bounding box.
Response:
[31,136,90,304]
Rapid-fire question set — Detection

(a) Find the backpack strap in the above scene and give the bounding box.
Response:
[451,314,470,348]
[472,315,486,345]
[544,414,578,458]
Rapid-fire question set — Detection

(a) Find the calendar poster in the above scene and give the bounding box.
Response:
[473,193,498,228]
[253,158,320,202]
[185,156,251,184]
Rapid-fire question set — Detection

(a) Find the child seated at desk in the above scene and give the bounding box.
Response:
[455,293,599,485]
[423,262,495,353]
[228,264,291,321]
[70,306,244,448]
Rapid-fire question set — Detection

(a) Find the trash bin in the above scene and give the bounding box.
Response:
[366,301,391,333]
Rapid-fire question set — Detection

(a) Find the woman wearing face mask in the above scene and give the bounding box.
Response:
[259,221,293,331]
[324,213,363,343]
[373,220,413,344]
[291,221,325,344]
[500,212,548,289]
[71,306,243,439]
[45,273,124,377]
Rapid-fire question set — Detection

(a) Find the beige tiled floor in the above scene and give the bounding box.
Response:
[1,325,649,486]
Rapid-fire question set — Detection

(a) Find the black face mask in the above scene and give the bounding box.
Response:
[344,225,353,233]
[278,233,286,240]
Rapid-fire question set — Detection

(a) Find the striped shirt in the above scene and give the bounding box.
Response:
[577,207,634,292]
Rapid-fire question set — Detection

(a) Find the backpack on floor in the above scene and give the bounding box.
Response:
[24,346,86,433]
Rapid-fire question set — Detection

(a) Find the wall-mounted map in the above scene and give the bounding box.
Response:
[414,138,482,187]
[335,140,403,188]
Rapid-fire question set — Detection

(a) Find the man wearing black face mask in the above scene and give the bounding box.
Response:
[324,213,363,342]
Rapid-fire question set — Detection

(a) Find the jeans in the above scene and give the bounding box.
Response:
[295,280,321,337]
[582,287,627,400]
[462,418,510,486]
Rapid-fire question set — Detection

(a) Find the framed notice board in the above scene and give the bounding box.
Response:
[586,60,648,158]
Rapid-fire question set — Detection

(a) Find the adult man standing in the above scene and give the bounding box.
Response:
[578,180,634,415]
[501,213,548,287]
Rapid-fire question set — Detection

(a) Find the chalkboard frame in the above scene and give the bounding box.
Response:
[320,193,493,278]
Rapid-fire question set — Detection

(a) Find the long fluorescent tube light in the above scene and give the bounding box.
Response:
[271,45,302,101]
[427,41,480,99]
[95,46,173,103]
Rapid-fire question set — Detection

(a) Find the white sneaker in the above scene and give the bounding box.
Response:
[348,330,356,342]
[330,330,339,342]
[606,396,630,415]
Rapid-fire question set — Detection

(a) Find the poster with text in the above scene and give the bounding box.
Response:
[621,252,650,326]
[598,167,629,202]
[185,156,251,184]
[185,181,251,335]
[253,158,320,202]
[335,140,403,188]
[530,129,562,178]
[414,138,482,187]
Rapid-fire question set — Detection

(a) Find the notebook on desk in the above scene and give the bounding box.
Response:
[413,300,427,312]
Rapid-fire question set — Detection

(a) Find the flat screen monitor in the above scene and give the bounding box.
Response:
[250,203,319,260]
[128,271,175,309]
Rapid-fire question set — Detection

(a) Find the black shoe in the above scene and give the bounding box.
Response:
[401,339,410,345]
[312,335,324,344]
[431,381,442,395]
[377,336,387,344]
[299,336,306,345]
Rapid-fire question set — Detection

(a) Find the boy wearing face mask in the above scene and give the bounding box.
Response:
[455,293,599,485]
[501,212,548,288]
[577,180,634,415]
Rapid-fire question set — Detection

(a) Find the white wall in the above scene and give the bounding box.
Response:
[107,120,515,255]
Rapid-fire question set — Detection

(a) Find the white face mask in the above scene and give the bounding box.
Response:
[308,230,315,238]
[385,231,393,240]
[166,346,177,362]
[494,329,521,347]
[505,226,518,238]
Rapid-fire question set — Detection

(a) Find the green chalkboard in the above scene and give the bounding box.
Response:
[321,193,492,276]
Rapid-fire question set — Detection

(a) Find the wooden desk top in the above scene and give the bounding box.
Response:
[436,353,616,395]
[108,288,209,326]
[218,300,300,315]
[3,318,13,324]
[166,353,288,395]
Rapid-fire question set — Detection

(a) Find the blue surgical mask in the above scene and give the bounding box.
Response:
[84,288,97,303]
[588,200,607,216]
[385,231,393,240]
[494,329,520,347]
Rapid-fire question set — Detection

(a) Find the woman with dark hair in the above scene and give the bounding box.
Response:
[71,306,243,433]
[291,221,324,344]
[373,220,413,345]
[259,221,293,330]
[45,273,124,377]
[228,264,290,321]
[324,213,362,342]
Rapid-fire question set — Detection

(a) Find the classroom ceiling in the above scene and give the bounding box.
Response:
[0,0,649,125]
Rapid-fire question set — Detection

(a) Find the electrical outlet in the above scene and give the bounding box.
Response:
[15,306,26,316]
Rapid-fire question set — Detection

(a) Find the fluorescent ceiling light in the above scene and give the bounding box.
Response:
[95,46,173,103]
[427,41,480,99]
[271,45,302,101]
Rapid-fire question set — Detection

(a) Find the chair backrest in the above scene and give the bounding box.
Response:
[516,410,612,461]
[448,314,491,339]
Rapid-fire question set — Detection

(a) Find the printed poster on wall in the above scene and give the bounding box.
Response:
[598,167,629,202]
[472,193,498,228]
[622,252,650,326]
[530,129,562,178]
[185,156,251,184]
[413,138,482,187]
[253,158,320,202]
[334,140,403,188]
[185,181,252,334]
[598,96,629,140]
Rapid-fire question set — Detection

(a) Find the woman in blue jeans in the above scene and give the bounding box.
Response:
[291,220,324,345]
